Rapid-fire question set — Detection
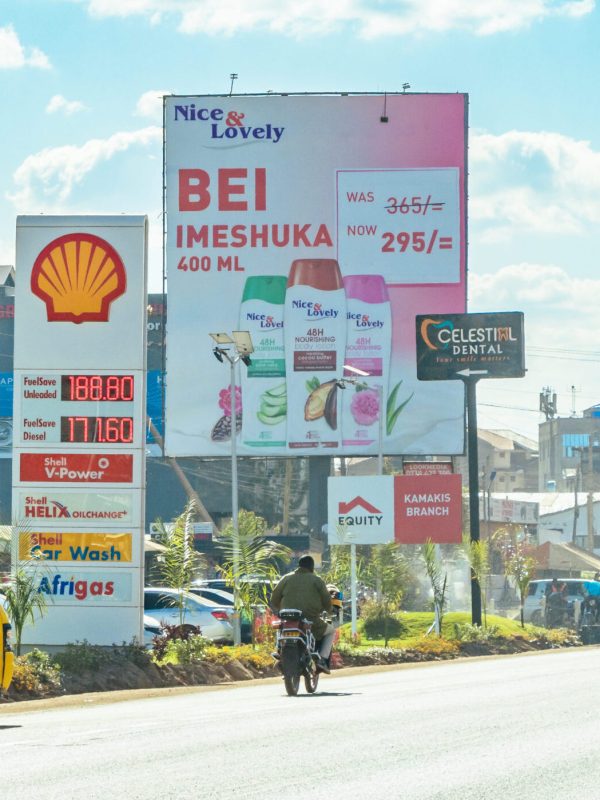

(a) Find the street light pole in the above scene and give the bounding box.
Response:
[229,354,241,644]
[210,331,254,646]
[337,373,385,636]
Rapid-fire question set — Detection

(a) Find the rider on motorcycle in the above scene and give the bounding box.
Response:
[270,555,334,673]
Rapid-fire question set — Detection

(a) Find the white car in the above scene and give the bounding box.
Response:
[143,587,234,642]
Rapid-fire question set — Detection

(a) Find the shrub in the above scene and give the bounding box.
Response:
[338,625,363,646]
[159,635,209,665]
[361,599,407,641]
[52,640,151,674]
[11,649,61,694]
[389,635,460,656]
[204,644,273,670]
[452,623,501,643]
[152,623,201,661]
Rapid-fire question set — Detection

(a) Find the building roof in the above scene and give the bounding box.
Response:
[534,541,600,572]
[479,428,538,452]
[491,492,600,517]
[0,266,14,287]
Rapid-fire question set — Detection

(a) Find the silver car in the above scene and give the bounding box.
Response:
[143,587,234,642]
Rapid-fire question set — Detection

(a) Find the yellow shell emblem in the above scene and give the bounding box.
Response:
[31,233,127,324]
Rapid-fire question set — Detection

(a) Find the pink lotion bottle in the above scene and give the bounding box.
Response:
[342,274,391,452]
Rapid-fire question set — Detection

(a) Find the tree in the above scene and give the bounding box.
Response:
[363,543,408,645]
[505,544,536,628]
[422,540,448,635]
[153,500,205,627]
[2,567,48,656]
[216,509,292,644]
[462,533,491,627]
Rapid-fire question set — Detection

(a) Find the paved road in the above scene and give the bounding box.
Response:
[3,647,600,799]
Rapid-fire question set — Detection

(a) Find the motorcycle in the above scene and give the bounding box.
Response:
[273,608,320,696]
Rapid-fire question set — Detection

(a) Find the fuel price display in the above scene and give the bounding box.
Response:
[18,371,142,448]
[61,374,134,402]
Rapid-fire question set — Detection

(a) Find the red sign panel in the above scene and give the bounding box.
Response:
[394,474,462,544]
[20,453,133,483]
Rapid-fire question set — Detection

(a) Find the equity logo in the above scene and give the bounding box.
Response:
[173,103,285,143]
[31,233,126,324]
[338,496,383,526]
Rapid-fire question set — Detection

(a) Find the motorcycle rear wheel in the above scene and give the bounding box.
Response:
[304,664,319,694]
[284,674,301,696]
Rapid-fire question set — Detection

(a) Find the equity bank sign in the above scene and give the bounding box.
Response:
[328,474,462,545]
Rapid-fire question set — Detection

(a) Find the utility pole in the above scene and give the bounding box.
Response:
[572,448,582,542]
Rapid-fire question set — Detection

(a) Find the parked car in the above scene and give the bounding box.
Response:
[143,588,234,642]
[190,581,277,642]
[523,579,600,626]
[188,585,256,643]
[189,586,235,606]
[143,615,163,648]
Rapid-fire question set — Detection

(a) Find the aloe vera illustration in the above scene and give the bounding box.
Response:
[257,383,287,425]
[386,381,414,435]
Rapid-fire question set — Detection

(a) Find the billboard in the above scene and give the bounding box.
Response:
[165,93,467,457]
[328,473,462,544]
[416,311,525,381]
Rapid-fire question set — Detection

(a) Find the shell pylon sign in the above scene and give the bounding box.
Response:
[30,233,127,324]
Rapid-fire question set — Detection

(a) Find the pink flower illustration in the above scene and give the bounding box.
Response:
[350,389,380,426]
[218,385,242,417]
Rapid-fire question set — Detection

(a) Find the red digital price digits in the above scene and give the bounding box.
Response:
[61,374,134,402]
[61,416,134,444]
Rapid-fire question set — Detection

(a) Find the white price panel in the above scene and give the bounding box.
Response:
[337,168,460,285]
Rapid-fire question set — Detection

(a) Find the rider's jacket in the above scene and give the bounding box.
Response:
[270,567,332,638]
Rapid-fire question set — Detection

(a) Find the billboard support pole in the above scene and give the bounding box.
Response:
[465,377,482,626]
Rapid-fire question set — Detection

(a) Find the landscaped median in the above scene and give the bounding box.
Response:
[0,612,582,704]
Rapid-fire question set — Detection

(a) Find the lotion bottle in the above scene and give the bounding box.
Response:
[239,275,287,450]
[284,259,346,450]
[342,274,391,452]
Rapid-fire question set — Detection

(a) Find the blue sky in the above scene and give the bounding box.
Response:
[1,0,599,442]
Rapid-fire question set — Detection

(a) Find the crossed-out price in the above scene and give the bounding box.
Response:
[381,229,453,254]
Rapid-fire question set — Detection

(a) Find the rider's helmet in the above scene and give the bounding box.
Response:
[327,584,343,610]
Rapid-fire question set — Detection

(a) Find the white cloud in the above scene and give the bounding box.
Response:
[135,90,171,120]
[7,127,162,210]
[46,95,88,116]
[0,24,51,69]
[470,263,600,316]
[82,0,594,37]
[470,130,600,236]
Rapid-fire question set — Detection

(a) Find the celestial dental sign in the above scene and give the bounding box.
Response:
[416,311,525,381]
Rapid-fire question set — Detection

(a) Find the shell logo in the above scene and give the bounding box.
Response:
[31,233,127,324]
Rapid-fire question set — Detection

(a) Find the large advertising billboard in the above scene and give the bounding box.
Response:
[165,93,467,457]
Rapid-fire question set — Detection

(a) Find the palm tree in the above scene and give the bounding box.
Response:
[216,510,291,645]
[3,567,48,656]
[153,500,205,627]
